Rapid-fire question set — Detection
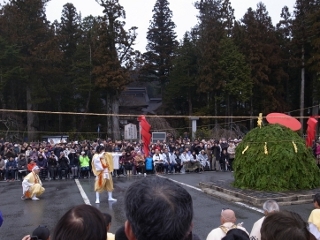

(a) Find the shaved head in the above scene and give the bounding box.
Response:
[221,209,236,224]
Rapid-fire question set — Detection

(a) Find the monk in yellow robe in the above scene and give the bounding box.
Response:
[92,145,116,203]
[21,166,45,201]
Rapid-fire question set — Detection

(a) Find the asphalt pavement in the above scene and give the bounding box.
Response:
[0,171,315,240]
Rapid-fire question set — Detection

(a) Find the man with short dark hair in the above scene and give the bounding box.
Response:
[124,177,194,240]
[261,211,314,240]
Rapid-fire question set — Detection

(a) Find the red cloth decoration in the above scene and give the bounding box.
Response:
[138,115,151,157]
[306,117,318,147]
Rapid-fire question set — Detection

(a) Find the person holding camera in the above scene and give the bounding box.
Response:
[47,153,58,180]
[79,151,90,178]
[58,152,69,179]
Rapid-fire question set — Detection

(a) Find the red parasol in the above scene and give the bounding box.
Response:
[266,113,301,131]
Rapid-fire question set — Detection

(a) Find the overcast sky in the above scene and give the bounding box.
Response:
[1,0,296,52]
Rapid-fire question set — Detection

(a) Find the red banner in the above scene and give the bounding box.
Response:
[138,115,151,157]
[306,117,318,147]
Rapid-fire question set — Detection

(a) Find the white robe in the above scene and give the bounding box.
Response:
[206,222,248,240]
[249,216,265,240]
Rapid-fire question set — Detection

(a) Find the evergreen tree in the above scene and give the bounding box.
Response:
[166,32,198,116]
[93,0,138,139]
[143,0,178,99]
[236,3,288,115]
[194,0,235,120]
[0,0,52,140]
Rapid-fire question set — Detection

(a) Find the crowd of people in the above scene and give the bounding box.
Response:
[19,177,320,240]
[0,137,241,182]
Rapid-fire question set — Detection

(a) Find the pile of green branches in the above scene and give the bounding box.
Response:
[233,124,320,191]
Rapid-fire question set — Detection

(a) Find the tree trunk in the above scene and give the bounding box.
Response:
[26,86,36,141]
[300,46,305,135]
[111,95,120,140]
[106,93,112,139]
[214,94,218,125]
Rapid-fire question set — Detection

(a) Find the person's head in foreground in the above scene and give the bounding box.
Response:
[261,210,316,240]
[124,177,193,240]
[313,193,320,209]
[51,204,106,240]
[221,228,249,240]
[262,200,280,216]
[221,209,236,224]
[31,225,50,240]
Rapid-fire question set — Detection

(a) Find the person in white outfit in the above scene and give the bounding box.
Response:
[206,209,248,240]
[180,150,190,173]
[197,150,210,169]
[249,200,280,240]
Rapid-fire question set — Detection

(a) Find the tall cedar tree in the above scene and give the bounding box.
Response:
[194,0,235,121]
[292,0,316,129]
[276,6,296,107]
[235,3,288,115]
[57,3,82,130]
[93,0,137,140]
[166,32,198,116]
[144,0,178,99]
[218,37,252,118]
[0,0,53,140]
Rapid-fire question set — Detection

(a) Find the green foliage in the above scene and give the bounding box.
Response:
[234,124,320,191]
[195,127,211,140]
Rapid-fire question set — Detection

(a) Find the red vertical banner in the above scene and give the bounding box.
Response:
[138,115,151,157]
[306,117,318,147]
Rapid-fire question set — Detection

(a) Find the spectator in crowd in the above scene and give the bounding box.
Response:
[160,149,169,174]
[220,149,229,172]
[58,152,69,179]
[261,211,316,240]
[189,151,202,173]
[198,149,210,171]
[37,154,48,181]
[308,193,320,239]
[0,155,6,180]
[17,154,28,180]
[212,140,221,171]
[5,156,17,182]
[21,166,45,201]
[167,148,177,174]
[133,151,145,175]
[21,225,50,240]
[47,152,58,180]
[50,204,106,240]
[79,151,90,178]
[153,149,164,174]
[220,138,229,151]
[103,213,115,240]
[123,149,134,175]
[68,149,80,179]
[173,149,183,173]
[206,209,248,240]
[227,140,236,172]
[181,149,191,173]
[124,177,194,240]
[250,200,280,240]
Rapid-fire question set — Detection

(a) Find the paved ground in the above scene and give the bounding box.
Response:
[0,171,316,240]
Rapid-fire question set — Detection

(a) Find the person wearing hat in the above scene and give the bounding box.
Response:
[21,165,45,201]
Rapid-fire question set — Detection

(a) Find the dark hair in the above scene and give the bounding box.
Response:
[115,226,129,240]
[124,177,193,240]
[102,213,112,226]
[261,211,312,240]
[313,193,320,206]
[51,204,106,240]
[221,229,249,240]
